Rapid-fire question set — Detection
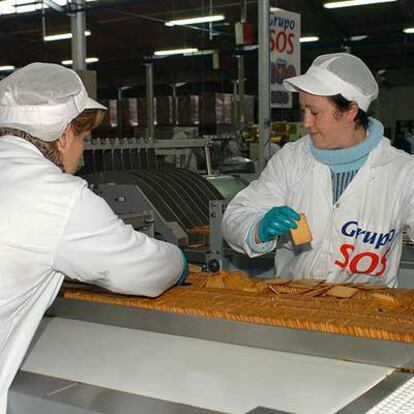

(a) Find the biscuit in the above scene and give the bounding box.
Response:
[290,213,313,245]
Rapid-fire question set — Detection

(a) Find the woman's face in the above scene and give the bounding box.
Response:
[57,127,90,174]
[299,91,359,149]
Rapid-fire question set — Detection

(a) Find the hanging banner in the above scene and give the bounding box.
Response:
[269,9,301,108]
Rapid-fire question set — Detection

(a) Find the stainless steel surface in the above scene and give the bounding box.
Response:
[48,298,414,369]
[87,168,223,250]
[246,410,293,414]
[207,200,228,270]
[335,371,413,414]
[238,54,245,131]
[119,211,154,237]
[206,174,248,200]
[145,62,155,142]
[204,145,213,176]
[70,0,86,71]
[93,183,186,245]
[10,371,222,413]
[258,0,270,173]
[85,138,211,150]
[22,317,393,414]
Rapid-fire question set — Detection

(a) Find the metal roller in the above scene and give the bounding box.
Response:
[83,169,224,241]
[130,169,223,230]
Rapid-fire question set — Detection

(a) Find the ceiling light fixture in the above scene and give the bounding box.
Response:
[0,0,98,16]
[0,65,15,71]
[44,30,91,42]
[403,27,414,34]
[349,35,368,41]
[52,0,99,4]
[299,36,320,43]
[184,49,214,56]
[15,3,41,13]
[324,0,398,9]
[165,15,224,26]
[154,48,199,56]
[61,57,99,65]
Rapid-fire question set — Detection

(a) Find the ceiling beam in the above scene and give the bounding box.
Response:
[42,0,67,14]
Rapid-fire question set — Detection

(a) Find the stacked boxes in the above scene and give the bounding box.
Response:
[100,99,118,128]
[201,93,229,125]
[94,94,255,136]
[127,98,139,127]
[177,95,200,125]
[156,96,174,125]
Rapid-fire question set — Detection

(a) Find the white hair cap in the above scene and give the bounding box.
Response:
[0,62,107,142]
[283,53,379,112]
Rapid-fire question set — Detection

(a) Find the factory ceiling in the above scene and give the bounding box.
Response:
[0,0,414,97]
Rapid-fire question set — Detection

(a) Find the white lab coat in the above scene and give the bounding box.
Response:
[0,136,183,413]
[222,134,414,287]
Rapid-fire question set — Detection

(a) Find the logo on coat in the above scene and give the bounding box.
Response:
[334,220,396,277]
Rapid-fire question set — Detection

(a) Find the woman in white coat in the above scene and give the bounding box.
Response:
[0,62,187,412]
[222,53,414,288]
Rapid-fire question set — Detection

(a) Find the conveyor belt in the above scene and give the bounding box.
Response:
[61,273,414,344]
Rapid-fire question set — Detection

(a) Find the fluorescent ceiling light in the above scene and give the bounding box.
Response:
[53,0,99,3]
[300,36,319,43]
[0,3,15,15]
[0,65,15,71]
[324,0,398,9]
[154,48,198,56]
[44,30,91,42]
[0,0,98,16]
[349,35,368,41]
[165,15,224,26]
[16,3,42,13]
[242,44,259,51]
[0,0,38,15]
[61,57,99,65]
[184,49,213,56]
[404,27,414,34]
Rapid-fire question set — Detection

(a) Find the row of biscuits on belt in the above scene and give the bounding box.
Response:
[188,212,400,310]
[188,270,398,308]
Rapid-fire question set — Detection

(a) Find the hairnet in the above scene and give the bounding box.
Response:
[283,53,378,111]
[0,62,106,142]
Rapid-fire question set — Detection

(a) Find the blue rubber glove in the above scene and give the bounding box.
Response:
[177,250,189,285]
[257,206,300,243]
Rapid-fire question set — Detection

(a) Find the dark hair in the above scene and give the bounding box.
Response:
[328,94,369,130]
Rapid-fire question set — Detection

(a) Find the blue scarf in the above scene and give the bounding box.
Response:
[309,117,384,173]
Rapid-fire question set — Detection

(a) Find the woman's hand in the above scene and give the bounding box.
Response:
[257,206,300,243]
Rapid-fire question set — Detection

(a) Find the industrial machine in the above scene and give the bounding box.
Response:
[9,164,414,414]
[9,158,414,413]
[82,168,250,274]
[8,103,414,414]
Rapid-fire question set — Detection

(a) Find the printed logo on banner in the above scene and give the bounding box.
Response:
[269,9,301,109]
[334,220,397,277]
